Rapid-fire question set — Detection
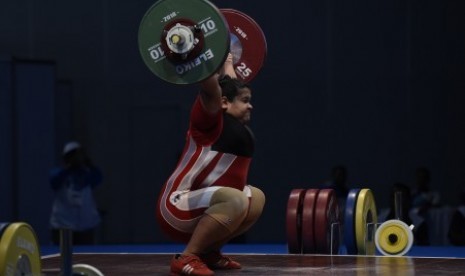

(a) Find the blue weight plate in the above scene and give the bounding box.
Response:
[344,189,360,254]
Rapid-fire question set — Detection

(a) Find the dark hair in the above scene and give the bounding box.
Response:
[219,75,250,102]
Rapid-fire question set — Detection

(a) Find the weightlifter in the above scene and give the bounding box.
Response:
[156,54,265,276]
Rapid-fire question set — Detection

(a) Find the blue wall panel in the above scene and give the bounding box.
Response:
[14,61,56,244]
[0,59,14,222]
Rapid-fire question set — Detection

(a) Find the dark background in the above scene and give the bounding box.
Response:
[1,0,464,245]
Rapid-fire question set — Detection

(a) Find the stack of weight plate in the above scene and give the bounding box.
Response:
[286,188,341,254]
[287,187,414,256]
[344,188,414,256]
[343,188,378,255]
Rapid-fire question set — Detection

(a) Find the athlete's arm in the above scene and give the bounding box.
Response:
[220,53,236,79]
[199,53,235,114]
[200,70,222,115]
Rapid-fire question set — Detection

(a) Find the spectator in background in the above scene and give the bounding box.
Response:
[49,141,103,245]
[409,166,440,245]
[448,188,465,246]
[378,182,413,226]
[411,167,440,209]
[320,165,349,206]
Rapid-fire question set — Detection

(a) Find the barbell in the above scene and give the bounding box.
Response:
[0,222,104,276]
[138,0,267,84]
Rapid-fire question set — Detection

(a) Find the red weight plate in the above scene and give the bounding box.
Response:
[314,189,340,254]
[301,189,320,254]
[286,189,306,253]
[220,9,267,83]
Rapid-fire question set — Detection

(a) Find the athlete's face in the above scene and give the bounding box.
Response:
[223,87,253,124]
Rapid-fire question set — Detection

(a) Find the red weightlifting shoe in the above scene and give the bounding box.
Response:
[200,251,242,270]
[170,254,214,276]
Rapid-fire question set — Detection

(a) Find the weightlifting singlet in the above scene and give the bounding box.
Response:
[156,95,255,239]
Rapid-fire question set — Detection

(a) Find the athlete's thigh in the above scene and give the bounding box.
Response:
[171,186,223,212]
[159,186,222,234]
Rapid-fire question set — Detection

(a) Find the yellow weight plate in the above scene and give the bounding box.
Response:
[0,222,41,276]
[355,188,377,255]
[375,219,413,256]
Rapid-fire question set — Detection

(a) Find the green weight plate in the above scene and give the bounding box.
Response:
[138,0,230,85]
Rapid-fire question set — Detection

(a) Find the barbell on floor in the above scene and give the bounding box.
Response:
[0,222,103,276]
